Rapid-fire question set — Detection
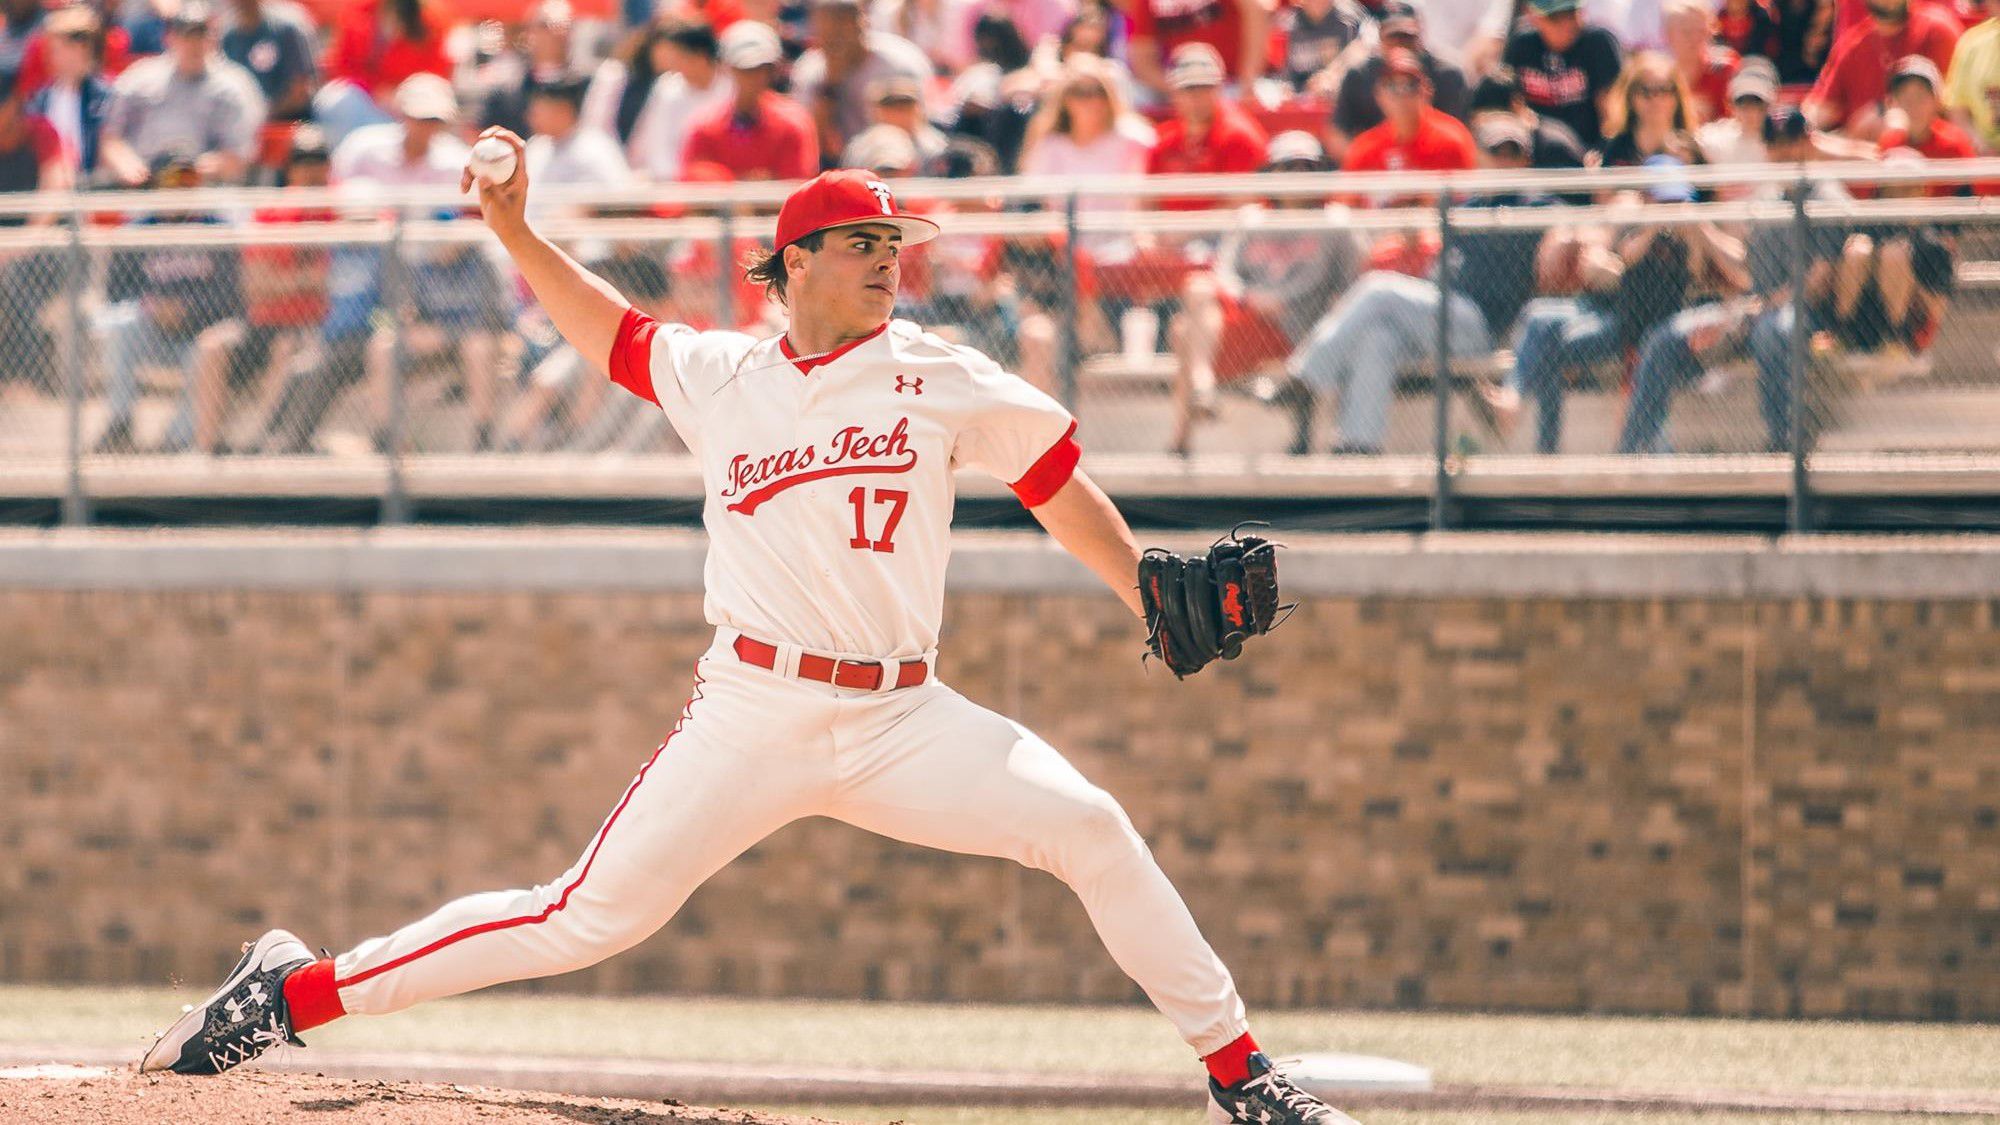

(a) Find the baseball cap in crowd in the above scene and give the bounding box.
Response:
[1889,54,1944,93]
[394,73,458,123]
[1762,103,1812,145]
[1265,130,1326,169]
[1475,116,1533,155]
[842,124,919,174]
[871,73,923,105]
[288,123,331,164]
[1378,1,1421,37]
[46,4,101,39]
[1529,0,1583,13]
[528,0,573,30]
[773,169,940,251]
[1167,43,1225,90]
[1643,154,1697,203]
[170,0,213,31]
[1726,63,1777,105]
[720,20,783,69]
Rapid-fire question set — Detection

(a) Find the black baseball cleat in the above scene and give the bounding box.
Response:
[1208,1051,1363,1124]
[139,928,315,1075]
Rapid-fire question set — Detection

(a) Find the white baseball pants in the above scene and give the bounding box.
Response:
[325,629,1250,1055]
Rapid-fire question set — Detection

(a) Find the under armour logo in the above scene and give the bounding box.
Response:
[895,374,923,395]
[222,983,267,1024]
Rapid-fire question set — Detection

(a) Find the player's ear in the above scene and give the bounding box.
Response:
[782,241,811,282]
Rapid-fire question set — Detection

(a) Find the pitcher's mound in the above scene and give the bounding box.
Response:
[0,1068,845,1124]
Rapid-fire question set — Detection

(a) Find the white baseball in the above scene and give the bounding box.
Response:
[467,137,519,187]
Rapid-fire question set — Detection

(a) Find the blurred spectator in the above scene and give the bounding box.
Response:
[1831,0,1975,38]
[1811,151,1954,363]
[99,2,266,186]
[880,0,1073,73]
[1877,54,1979,188]
[93,153,241,454]
[480,0,575,139]
[0,0,43,74]
[523,72,632,201]
[1167,131,1362,456]
[1805,0,1961,140]
[1340,48,1476,180]
[0,67,69,402]
[1022,53,1154,183]
[253,72,484,455]
[1125,0,1265,95]
[869,73,949,172]
[1147,43,1267,209]
[15,2,136,99]
[28,4,114,180]
[317,0,451,146]
[682,20,818,180]
[1597,51,1700,167]
[841,118,919,171]
[792,0,932,160]
[1944,0,2000,151]
[1503,157,1747,453]
[1773,0,1837,81]
[1583,0,1667,51]
[1717,0,1785,64]
[1696,58,1777,165]
[1662,0,1739,123]
[584,19,732,181]
[1417,0,1514,80]
[1326,3,1468,161]
[498,247,675,453]
[222,0,316,122]
[1467,64,1589,170]
[195,125,334,454]
[1272,0,1364,93]
[944,13,1042,172]
[1504,0,1625,148]
[1289,119,1559,456]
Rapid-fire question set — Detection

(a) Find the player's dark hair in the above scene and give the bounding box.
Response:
[743,230,826,307]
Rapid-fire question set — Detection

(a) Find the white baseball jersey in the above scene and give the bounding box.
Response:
[609,311,1081,660]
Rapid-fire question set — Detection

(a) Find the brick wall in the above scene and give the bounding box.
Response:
[7,570,2000,1019]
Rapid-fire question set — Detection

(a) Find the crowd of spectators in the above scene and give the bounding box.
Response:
[0,0,1981,457]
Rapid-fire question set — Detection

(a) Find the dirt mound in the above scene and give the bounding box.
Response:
[0,1068,847,1125]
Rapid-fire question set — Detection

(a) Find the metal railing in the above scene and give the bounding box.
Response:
[2,162,1998,529]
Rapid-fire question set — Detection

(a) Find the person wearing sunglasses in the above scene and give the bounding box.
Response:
[1804,0,1962,139]
[1503,0,1626,148]
[1596,51,1701,169]
[1326,2,1469,164]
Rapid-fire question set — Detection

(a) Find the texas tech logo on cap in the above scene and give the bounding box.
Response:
[776,170,941,251]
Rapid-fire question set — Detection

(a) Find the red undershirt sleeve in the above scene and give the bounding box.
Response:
[607,305,661,406]
[1009,420,1081,508]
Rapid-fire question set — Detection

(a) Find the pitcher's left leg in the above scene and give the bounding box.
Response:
[828,684,1244,1054]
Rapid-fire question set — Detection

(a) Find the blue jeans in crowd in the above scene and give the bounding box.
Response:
[100,301,204,451]
[1616,303,1798,454]
[1509,297,1623,454]
[1292,271,1491,453]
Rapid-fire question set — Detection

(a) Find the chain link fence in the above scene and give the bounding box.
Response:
[3,165,1998,527]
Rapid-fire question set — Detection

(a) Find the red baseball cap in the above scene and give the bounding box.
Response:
[773,169,940,252]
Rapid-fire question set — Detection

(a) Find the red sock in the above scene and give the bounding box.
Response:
[282,957,346,1033]
[1203,1030,1260,1087]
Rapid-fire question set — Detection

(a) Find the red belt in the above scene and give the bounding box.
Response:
[732,634,929,691]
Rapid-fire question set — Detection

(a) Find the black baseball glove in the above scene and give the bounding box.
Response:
[1137,524,1291,679]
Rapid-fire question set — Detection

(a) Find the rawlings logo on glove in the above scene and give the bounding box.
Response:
[1138,524,1292,679]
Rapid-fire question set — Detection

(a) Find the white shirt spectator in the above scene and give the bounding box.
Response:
[331,122,467,188]
[632,70,733,181]
[1414,0,1514,61]
[525,125,632,188]
[1695,118,1767,165]
[1584,0,1665,52]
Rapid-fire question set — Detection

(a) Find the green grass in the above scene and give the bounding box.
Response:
[749,1111,1984,1125]
[8,986,2000,1095]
